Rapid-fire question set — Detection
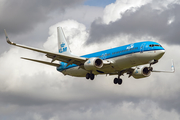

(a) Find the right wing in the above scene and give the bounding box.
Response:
[152,60,175,73]
[109,60,175,77]
[4,29,87,66]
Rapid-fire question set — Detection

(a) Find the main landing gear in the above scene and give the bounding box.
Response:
[113,73,123,85]
[86,73,95,80]
[86,72,123,85]
[113,78,122,85]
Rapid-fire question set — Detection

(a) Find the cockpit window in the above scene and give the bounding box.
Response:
[149,44,162,47]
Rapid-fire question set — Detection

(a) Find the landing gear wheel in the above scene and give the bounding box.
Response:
[86,73,95,80]
[113,78,123,85]
[90,74,95,80]
[117,79,122,85]
[86,73,90,79]
[114,78,118,84]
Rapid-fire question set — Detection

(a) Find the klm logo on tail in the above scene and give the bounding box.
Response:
[59,42,67,53]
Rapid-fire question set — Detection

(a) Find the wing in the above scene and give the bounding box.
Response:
[152,60,175,73]
[4,29,87,66]
[109,60,175,78]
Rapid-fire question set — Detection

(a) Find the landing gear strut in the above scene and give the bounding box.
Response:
[148,60,158,71]
[86,73,95,80]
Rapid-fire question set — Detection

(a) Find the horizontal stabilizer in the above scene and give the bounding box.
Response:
[21,57,60,67]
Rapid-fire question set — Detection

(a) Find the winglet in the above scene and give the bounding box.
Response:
[4,29,16,45]
[171,59,175,73]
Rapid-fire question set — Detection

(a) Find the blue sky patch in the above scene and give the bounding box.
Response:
[84,0,116,7]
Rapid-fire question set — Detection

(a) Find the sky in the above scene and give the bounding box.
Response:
[84,0,116,7]
[0,0,180,120]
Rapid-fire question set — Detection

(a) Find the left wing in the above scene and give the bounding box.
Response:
[4,29,87,66]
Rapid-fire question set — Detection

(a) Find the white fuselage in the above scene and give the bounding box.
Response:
[61,50,165,77]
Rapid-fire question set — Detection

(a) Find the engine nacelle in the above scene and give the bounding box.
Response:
[132,66,151,79]
[84,57,103,71]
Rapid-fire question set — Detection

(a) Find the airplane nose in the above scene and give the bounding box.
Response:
[155,50,165,60]
[162,49,165,54]
[160,49,165,56]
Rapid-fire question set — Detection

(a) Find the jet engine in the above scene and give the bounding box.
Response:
[132,66,151,79]
[84,57,103,71]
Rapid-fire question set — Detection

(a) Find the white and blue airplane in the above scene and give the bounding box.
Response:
[4,27,175,85]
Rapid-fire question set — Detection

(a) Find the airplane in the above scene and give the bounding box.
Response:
[4,27,175,85]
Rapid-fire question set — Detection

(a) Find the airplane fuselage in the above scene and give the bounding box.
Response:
[57,41,165,77]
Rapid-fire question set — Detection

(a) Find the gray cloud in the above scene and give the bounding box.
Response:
[86,3,180,45]
[0,0,84,36]
[0,0,85,54]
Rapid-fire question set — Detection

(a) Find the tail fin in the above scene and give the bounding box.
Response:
[57,27,71,54]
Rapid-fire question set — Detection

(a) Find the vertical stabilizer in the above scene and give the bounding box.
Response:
[57,27,71,54]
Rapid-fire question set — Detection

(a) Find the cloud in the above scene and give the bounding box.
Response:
[0,100,180,120]
[0,0,84,36]
[102,0,152,24]
[87,2,180,45]
[0,2,103,54]
[54,5,104,27]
